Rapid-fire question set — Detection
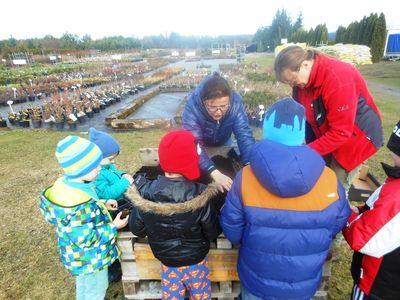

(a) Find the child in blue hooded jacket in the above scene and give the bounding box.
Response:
[89,127,134,283]
[220,97,351,300]
[89,127,134,202]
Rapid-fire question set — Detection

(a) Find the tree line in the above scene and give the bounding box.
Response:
[0,9,387,63]
[0,33,252,58]
[335,13,386,62]
[253,10,387,63]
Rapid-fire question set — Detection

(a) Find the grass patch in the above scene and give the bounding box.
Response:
[244,52,275,70]
[329,242,354,300]
[363,76,400,88]
[0,128,166,299]
[359,60,400,78]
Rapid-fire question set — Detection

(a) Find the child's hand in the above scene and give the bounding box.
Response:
[210,169,233,192]
[106,199,118,211]
[122,174,134,185]
[113,211,129,229]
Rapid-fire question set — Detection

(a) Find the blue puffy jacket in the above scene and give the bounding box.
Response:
[220,140,351,299]
[182,76,255,173]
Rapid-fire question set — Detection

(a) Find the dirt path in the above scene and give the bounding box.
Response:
[367,81,400,98]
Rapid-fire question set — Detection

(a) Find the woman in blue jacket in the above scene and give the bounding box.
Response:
[182,72,255,192]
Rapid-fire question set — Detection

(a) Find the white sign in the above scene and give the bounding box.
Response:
[171,51,179,57]
[111,54,122,60]
[212,50,221,54]
[49,56,57,61]
[185,51,196,57]
[281,38,288,45]
[13,59,27,65]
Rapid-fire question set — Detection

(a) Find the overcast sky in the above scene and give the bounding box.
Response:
[1,0,399,40]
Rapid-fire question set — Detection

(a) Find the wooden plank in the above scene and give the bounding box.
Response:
[216,238,232,249]
[121,260,138,277]
[219,281,232,293]
[311,290,328,300]
[124,279,240,299]
[208,250,239,281]
[117,232,136,260]
[122,279,137,297]
[134,243,239,281]
[139,148,159,166]
[322,260,331,277]
[137,146,237,168]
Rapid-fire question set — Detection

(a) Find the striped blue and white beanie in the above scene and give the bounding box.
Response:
[56,136,103,179]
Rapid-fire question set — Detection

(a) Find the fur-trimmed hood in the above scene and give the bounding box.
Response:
[125,183,219,216]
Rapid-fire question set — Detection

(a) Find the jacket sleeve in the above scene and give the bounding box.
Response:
[308,82,358,156]
[232,94,255,165]
[128,207,147,238]
[95,168,130,200]
[182,93,215,173]
[219,171,245,245]
[342,183,400,258]
[66,203,118,248]
[133,174,156,200]
[332,178,351,235]
[199,201,222,241]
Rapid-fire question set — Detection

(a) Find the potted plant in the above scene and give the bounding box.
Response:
[31,107,43,128]
[19,110,30,128]
[0,116,7,128]
[42,101,55,128]
[8,112,17,125]
[27,85,36,102]
[74,101,86,123]
[84,102,94,118]
[52,104,65,130]
[92,98,101,113]
[64,102,78,130]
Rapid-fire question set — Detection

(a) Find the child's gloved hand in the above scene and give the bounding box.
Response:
[113,211,129,229]
[106,199,118,211]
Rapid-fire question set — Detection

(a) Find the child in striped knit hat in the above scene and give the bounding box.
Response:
[39,136,128,300]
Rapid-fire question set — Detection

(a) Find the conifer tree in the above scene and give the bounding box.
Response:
[335,26,346,43]
[370,13,387,62]
[365,13,378,46]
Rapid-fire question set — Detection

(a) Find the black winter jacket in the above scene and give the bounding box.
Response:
[126,175,221,267]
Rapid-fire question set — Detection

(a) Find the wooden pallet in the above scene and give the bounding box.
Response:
[117,232,239,299]
[117,232,332,299]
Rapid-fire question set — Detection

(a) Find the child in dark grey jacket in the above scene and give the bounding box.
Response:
[127,130,221,300]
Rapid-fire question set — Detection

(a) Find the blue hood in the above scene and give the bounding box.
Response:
[250,139,325,197]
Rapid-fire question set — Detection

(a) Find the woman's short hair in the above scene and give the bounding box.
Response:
[274,46,316,82]
[200,72,231,101]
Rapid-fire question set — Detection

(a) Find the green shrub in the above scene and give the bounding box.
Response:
[241,91,278,107]
[245,72,275,82]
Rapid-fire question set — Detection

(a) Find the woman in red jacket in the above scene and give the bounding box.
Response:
[274,45,384,190]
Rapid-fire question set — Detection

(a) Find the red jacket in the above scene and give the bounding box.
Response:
[343,176,400,299]
[294,54,383,171]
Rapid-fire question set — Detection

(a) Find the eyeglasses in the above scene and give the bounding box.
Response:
[205,103,230,112]
[282,65,302,87]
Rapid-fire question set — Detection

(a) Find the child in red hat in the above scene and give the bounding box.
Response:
[126,130,221,300]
